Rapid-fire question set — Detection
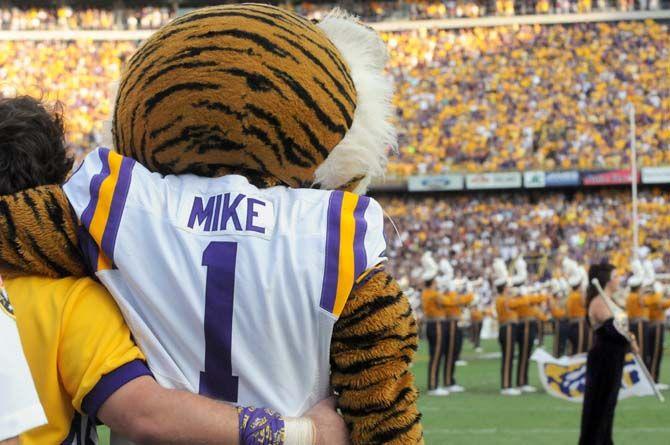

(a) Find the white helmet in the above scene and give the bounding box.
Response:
[510,255,528,286]
[642,259,655,288]
[562,257,577,276]
[492,258,509,287]
[439,258,454,279]
[628,259,644,288]
[421,251,439,282]
[653,281,664,295]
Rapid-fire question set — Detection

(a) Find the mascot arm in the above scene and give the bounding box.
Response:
[0,185,86,278]
[330,269,423,444]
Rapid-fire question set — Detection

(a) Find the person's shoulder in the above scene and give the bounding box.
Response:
[5,275,104,323]
[5,275,86,299]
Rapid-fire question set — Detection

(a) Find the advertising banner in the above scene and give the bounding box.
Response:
[466,172,522,190]
[641,167,670,184]
[545,171,580,187]
[582,169,638,186]
[408,174,464,191]
[523,171,545,188]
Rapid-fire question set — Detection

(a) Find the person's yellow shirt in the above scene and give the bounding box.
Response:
[649,298,670,323]
[6,275,150,444]
[421,288,444,319]
[496,295,526,324]
[566,290,586,319]
[441,292,474,319]
[550,301,567,319]
[470,307,483,322]
[517,294,544,319]
[626,291,650,320]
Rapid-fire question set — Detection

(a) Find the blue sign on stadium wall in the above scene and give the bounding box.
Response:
[545,171,580,187]
[408,174,464,191]
[524,171,581,188]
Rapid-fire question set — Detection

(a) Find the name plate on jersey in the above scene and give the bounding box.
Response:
[178,192,275,239]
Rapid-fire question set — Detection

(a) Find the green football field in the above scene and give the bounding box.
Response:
[98,335,670,444]
[413,337,669,444]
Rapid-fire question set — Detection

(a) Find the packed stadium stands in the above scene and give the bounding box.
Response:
[0,6,171,30]
[2,19,668,173]
[0,40,137,161]
[385,20,669,176]
[380,189,670,283]
[1,0,667,30]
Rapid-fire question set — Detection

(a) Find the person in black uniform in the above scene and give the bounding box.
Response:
[579,262,628,445]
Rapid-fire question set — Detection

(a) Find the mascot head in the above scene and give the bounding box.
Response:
[113,3,395,193]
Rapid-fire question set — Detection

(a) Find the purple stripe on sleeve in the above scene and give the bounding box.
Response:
[81,359,152,419]
[100,156,135,263]
[353,195,370,278]
[80,148,111,229]
[78,226,100,274]
[319,191,344,313]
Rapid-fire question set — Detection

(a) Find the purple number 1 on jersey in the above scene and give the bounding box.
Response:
[199,241,239,402]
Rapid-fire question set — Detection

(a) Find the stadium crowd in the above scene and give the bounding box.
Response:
[0,6,172,30]
[0,40,137,160]
[379,189,670,285]
[2,20,668,173]
[384,20,670,176]
[0,0,665,30]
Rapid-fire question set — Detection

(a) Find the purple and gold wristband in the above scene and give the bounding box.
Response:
[238,406,286,445]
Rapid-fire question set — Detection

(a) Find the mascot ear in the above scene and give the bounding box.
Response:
[0,185,87,278]
[314,9,396,194]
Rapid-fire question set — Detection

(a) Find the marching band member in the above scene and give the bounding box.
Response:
[533,282,550,347]
[647,281,669,389]
[493,259,523,396]
[441,279,473,393]
[550,278,570,357]
[564,258,589,354]
[470,289,484,353]
[454,279,476,366]
[626,259,655,368]
[421,252,449,396]
[399,277,423,333]
[641,260,662,370]
[515,284,545,393]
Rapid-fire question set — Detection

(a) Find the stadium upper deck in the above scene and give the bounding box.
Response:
[2,0,670,29]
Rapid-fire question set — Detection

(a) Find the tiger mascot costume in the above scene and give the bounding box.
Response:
[0,4,422,444]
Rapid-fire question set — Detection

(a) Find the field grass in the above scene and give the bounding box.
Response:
[98,335,670,444]
[414,337,670,445]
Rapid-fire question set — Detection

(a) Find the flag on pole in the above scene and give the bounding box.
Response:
[531,348,656,403]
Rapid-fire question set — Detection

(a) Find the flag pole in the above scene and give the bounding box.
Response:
[629,103,638,261]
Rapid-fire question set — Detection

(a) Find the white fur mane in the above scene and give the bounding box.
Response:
[315,9,396,194]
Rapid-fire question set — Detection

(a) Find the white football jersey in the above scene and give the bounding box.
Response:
[0,288,47,440]
[64,148,386,416]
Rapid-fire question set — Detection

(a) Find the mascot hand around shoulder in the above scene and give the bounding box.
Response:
[0,4,422,443]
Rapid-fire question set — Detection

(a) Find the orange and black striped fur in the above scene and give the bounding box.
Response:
[331,270,423,444]
[0,186,85,279]
[113,3,357,189]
